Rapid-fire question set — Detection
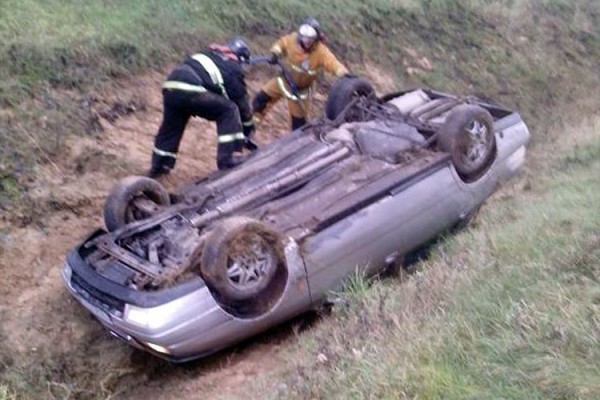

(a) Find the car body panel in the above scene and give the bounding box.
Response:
[62,88,530,361]
[303,164,467,295]
[64,238,311,360]
[303,119,529,298]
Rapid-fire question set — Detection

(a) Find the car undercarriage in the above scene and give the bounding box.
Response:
[63,78,529,360]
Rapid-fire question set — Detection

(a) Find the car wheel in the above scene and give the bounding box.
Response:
[103,176,170,231]
[201,217,284,302]
[325,76,376,122]
[437,104,496,182]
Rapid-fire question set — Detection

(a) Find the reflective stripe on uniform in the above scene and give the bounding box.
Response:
[162,81,207,93]
[290,63,318,76]
[217,132,245,143]
[276,77,309,101]
[191,53,229,99]
[153,147,177,158]
[272,44,283,56]
[242,119,254,127]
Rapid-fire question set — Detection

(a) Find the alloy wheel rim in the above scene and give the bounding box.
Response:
[459,119,490,168]
[227,239,276,289]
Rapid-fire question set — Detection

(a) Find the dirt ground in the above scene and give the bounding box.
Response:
[0,65,395,398]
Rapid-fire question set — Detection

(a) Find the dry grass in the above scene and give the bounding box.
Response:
[1,0,599,208]
[0,1,599,399]
[245,117,600,399]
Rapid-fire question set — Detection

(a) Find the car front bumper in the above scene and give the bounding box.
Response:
[61,236,312,362]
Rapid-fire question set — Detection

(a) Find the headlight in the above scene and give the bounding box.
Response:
[124,301,188,330]
[124,306,149,327]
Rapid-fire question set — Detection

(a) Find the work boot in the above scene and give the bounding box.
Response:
[291,116,307,131]
[146,165,171,179]
[150,152,175,179]
[217,153,249,170]
[244,138,259,152]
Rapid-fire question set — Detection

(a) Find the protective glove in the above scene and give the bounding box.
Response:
[268,53,279,65]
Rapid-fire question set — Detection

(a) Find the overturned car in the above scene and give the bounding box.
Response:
[62,77,530,361]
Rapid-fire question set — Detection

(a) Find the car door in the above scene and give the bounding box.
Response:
[301,162,477,300]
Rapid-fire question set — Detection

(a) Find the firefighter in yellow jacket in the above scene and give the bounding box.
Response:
[252,18,350,130]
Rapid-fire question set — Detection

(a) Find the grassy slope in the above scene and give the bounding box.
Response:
[0,0,598,208]
[254,117,599,399]
[0,0,599,399]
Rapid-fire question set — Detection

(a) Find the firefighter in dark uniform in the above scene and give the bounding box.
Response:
[149,37,256,178]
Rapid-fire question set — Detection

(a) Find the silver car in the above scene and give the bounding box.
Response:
[62,78,530,361]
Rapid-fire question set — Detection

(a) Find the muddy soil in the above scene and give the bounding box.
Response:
[0,65,395,398]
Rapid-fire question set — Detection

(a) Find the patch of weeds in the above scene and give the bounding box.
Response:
[0,317,16,399]
[562,140,600,168]
[103,42,144,77]
[558,236,600,284]
[326,270,372,312]
[47,47,96,90]
[4,43,52,85]
[0,334,137,400]
[0,79,31,107]
[99,96,147,123]
[106,42,140,67]
[0,385,19,400]
[72,146,120,175]
[0,175,20,210]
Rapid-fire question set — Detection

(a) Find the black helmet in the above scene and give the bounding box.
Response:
[227,37,251,63]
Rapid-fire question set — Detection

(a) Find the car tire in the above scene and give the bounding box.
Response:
[437,104,496,182]
[200,217,285,302]
[103,176,170,231]
[325,76,376,122]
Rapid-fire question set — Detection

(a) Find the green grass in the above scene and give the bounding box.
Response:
[0,0,597,109]
[0,1,599,398]
[0,385,16,400]
[0,0,598,209]
[253,118,600,399]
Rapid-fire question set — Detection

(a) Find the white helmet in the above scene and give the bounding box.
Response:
[298,24,318,50]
